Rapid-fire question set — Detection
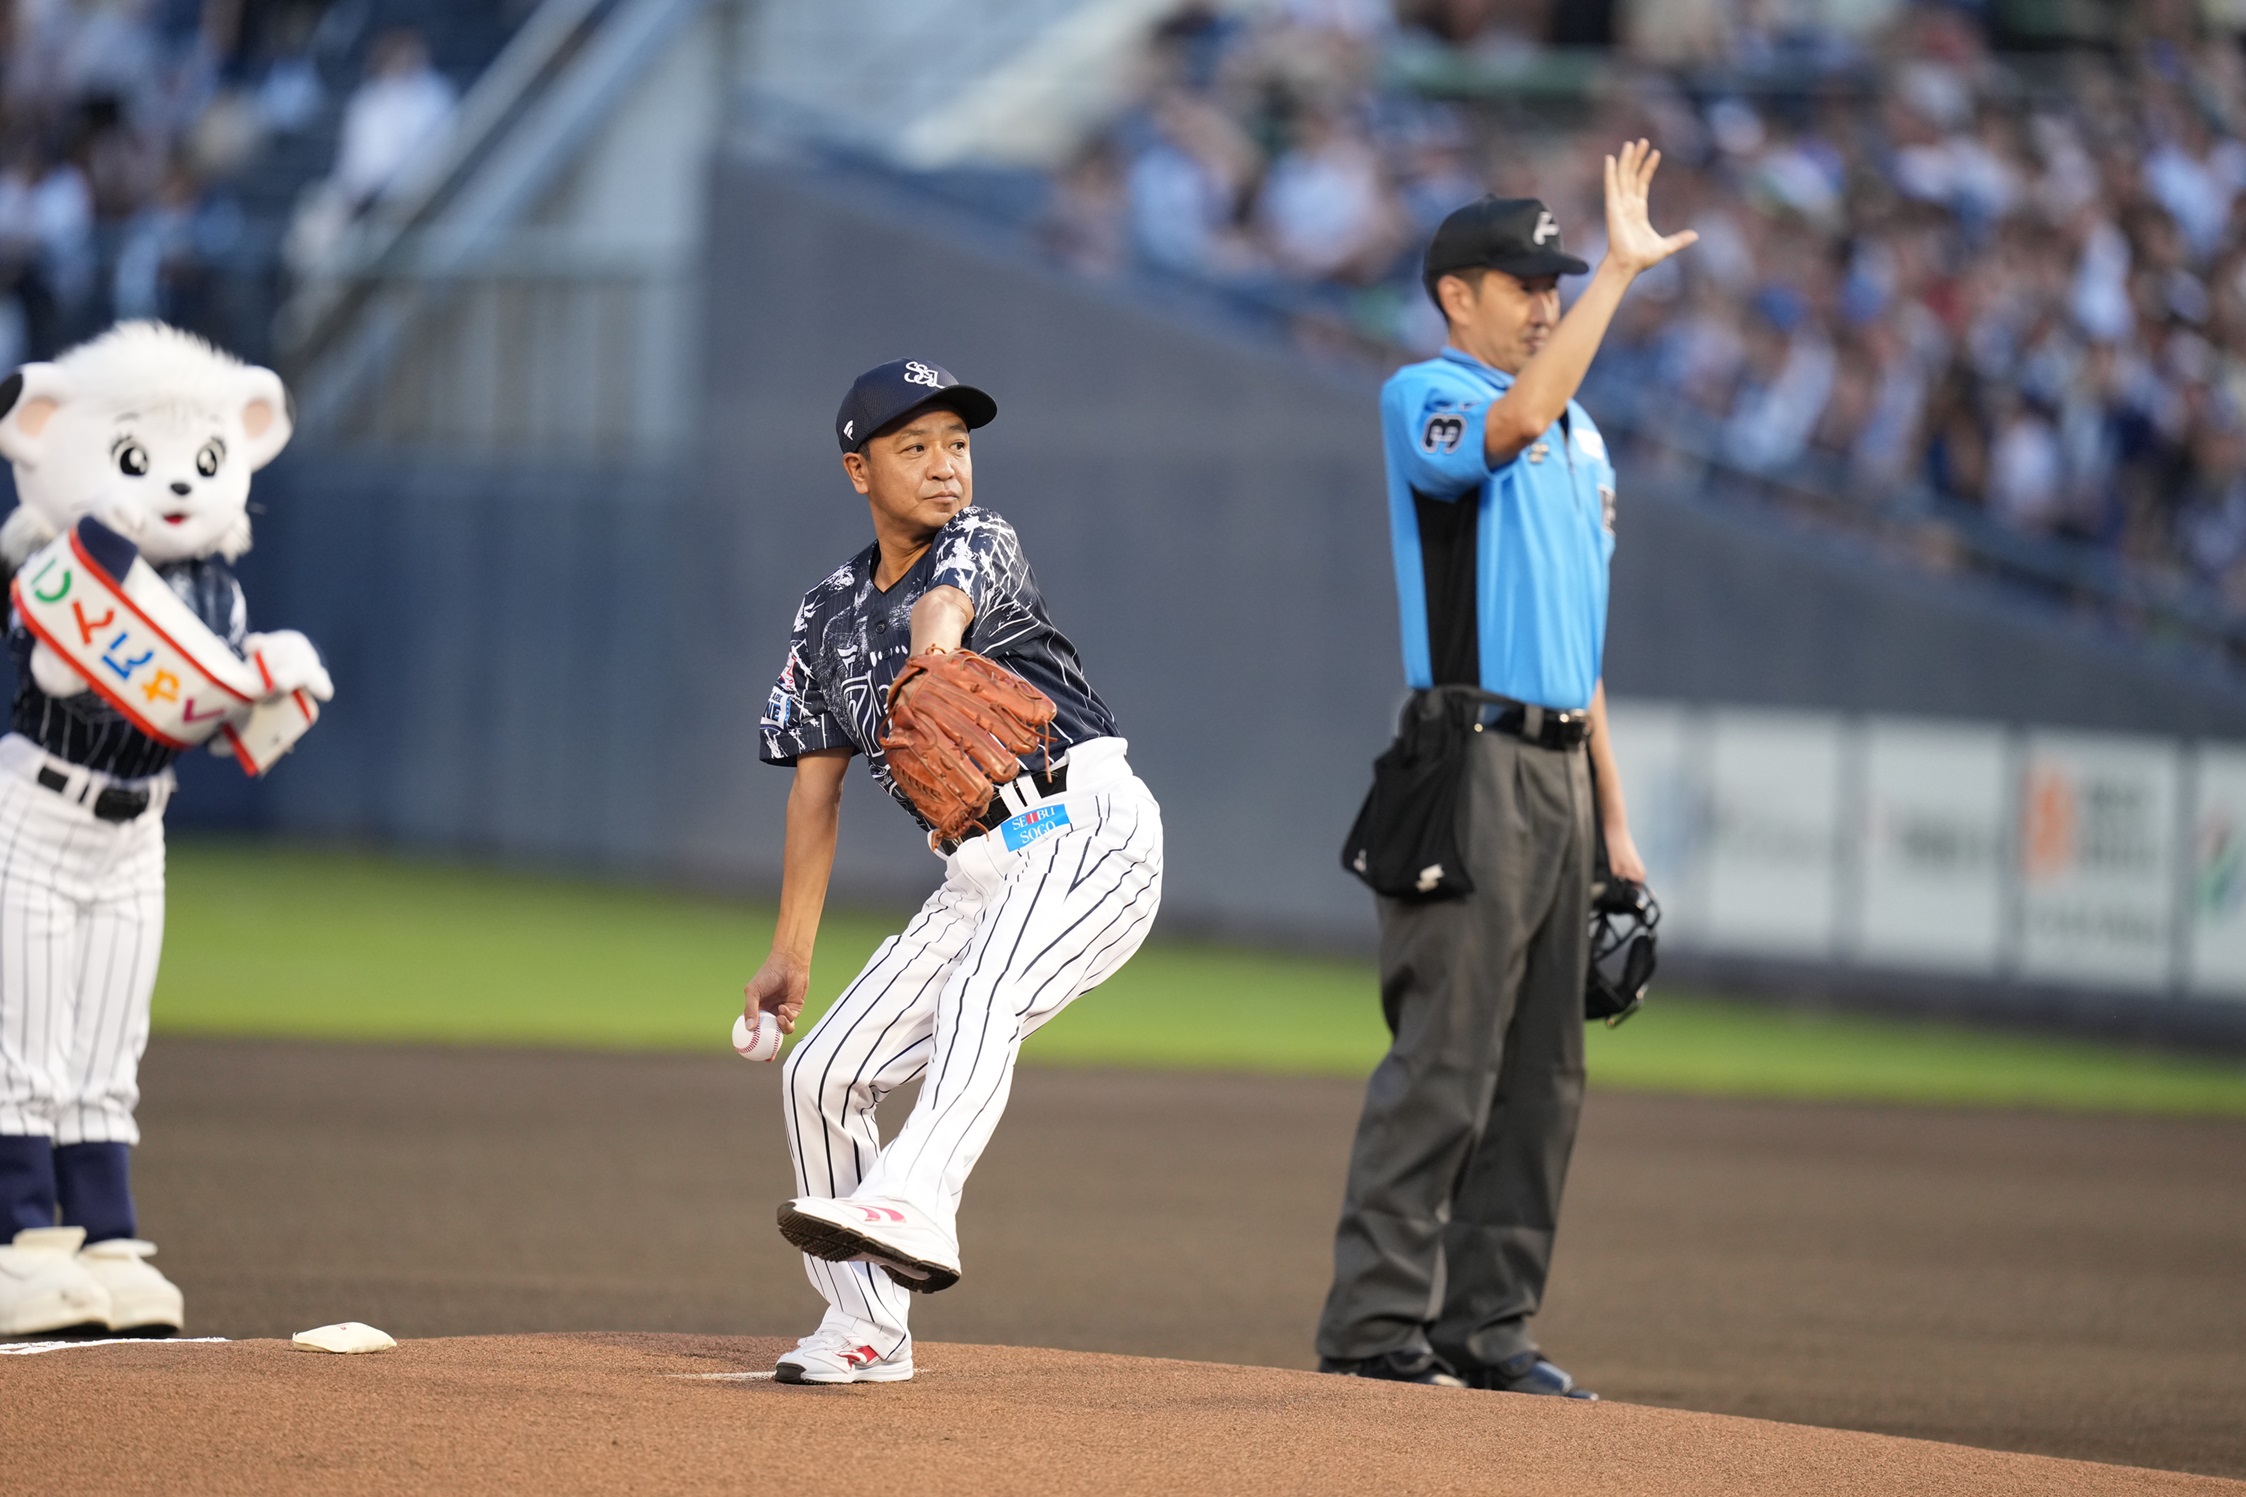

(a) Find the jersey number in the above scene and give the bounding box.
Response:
[1421,414,1466,454]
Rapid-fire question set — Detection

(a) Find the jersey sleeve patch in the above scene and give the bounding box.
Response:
[1385,369,1494,499]
[1420,411,1469,454]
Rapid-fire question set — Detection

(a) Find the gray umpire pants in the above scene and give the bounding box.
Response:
[1316,698,1594,1371]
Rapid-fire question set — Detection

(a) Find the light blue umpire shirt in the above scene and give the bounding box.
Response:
[1378,346,1617,711]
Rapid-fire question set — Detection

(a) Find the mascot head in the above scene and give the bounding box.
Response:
[0,321,292,569]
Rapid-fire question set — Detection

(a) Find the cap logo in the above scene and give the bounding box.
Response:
[903,361,943,389]
[1533,211,1559,246]
[843,419,854,438]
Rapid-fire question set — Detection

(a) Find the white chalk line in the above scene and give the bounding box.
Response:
[1,1336,229,1356]
[11,1346,790,1383]
[669,1370,777,1381]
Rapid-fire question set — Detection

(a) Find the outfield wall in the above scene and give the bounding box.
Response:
[1609,704,2246,1016]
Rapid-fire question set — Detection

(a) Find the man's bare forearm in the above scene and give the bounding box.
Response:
[1485,140,1695,466]
[1484,260,1634,465]
[909,585,974,656]
[1586,682,1629,840]
[1586,681,1648,882]
[773,750,849,966]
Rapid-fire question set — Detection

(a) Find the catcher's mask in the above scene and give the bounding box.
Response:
[1585,878,1660,1027]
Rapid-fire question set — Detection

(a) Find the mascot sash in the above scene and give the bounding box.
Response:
[9,518,316,776]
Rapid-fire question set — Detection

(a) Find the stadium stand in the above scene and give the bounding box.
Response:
[0,0,523,368]
[829,1,2246,663]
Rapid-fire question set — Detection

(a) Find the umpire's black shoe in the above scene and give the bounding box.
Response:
[1317,1349,1466,1387]
[1464,1350,1598,1399]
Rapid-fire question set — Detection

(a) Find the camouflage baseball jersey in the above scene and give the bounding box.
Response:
[760,507,1117,827]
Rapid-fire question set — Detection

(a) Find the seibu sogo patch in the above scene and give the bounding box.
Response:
[999,802,1071,852]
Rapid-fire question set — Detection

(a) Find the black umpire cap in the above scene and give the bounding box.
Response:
[835,359,998,454]
[1423,197,1590,300]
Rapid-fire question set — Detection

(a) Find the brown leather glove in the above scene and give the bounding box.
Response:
[878,649,1057,843]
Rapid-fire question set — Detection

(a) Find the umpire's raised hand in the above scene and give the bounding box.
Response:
[1601,137,1699,275]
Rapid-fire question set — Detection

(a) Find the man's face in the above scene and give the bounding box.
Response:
[843,406,973,535]
[1439,268,1563,373]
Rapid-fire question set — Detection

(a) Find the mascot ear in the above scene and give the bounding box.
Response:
[235,365,293,471]
[0,364,70,466]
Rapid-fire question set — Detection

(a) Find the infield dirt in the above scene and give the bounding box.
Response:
[73,1037,2246,1484]
[9,1333,2242,1497]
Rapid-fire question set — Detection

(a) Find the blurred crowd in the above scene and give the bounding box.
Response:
[0,0,464,368]
[1042,0,2246,608]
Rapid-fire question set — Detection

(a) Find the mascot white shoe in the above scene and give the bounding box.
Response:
[0,322,333,1337]
[0,1227,111,1336]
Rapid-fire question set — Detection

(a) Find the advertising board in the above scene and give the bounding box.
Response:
[2016,732,2180,992]
[2185,744,2246,1002]
[1854,720,2010,974]
[1698,709,1843,957]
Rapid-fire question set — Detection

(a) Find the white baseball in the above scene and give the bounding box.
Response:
[732,1010,783,1063]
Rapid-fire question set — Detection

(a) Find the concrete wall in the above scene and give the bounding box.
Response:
[165,457,693,869]
[1607,492,2246,736]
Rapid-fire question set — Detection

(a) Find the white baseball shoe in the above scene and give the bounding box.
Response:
[777,1195,962,1293]
[77,1238,183,1336]
[0,1227,113,1336]
[774,1323,914,1385]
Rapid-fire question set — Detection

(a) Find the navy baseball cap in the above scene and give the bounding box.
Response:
[1423,197,1590,297]
[835,359,998,454]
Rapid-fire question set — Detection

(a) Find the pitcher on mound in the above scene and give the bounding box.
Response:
[748,359,1164,1385]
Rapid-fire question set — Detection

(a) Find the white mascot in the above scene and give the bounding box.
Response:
[0,322,332,1337]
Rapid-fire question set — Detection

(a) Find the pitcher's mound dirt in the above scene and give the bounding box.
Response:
[7,1333,2238,1496]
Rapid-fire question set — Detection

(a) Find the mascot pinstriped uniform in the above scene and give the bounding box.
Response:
[0,322,332,1337]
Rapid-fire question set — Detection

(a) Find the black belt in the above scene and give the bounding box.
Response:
[35,766,151,823]
[1471,698,1590,750]
[938,762,1069,854]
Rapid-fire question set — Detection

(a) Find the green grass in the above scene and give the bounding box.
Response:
[153,842,2246,1118]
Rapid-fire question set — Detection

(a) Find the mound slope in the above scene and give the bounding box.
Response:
[5,1333,2238,1496]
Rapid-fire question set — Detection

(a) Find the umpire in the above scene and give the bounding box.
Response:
[1317,141,1696,1394]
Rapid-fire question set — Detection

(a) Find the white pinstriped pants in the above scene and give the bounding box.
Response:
[782,743,1162,1344]
[0,736,168,1146]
